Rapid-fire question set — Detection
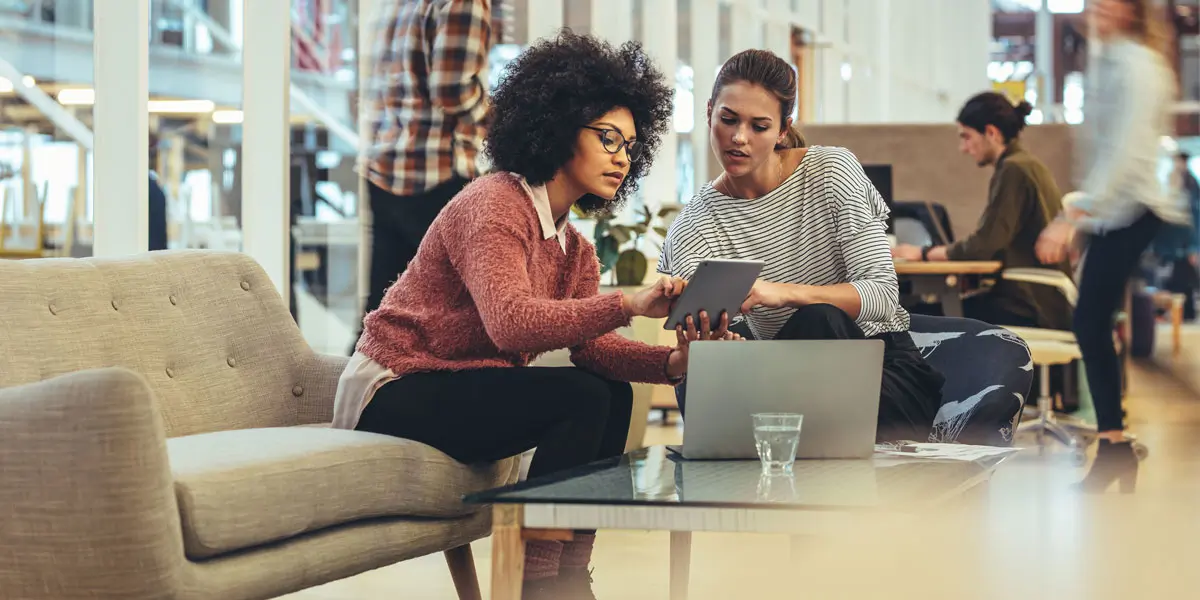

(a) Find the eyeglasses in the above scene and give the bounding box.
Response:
[582,126,643,162]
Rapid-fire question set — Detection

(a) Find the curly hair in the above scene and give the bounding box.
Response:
[485,29,674,215]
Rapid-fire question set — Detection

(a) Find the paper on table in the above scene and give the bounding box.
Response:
[873,443,1020,462]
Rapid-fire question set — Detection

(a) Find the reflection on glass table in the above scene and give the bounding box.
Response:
[465,446,1012,600]
[467,445,1006,512]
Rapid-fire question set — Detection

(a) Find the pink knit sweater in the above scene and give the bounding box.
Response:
[357,172,675,385]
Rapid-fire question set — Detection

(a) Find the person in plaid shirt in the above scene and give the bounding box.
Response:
[356,0,492,348]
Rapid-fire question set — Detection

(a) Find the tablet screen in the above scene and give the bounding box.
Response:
[664,259,764,330]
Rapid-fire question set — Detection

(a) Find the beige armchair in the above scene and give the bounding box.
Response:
[0,250,517,599]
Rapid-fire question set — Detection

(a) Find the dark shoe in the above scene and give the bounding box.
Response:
[521,576,559,600]
[1076,439,1140,494]
[557,567,597,600]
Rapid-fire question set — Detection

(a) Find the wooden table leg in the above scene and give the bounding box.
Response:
[670,531,691,600]
[491,505,524,600]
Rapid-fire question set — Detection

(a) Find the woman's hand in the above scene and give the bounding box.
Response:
[1036,219,1077,265]
[740,280,796,313]
[666,310,744,380]
[624,276,687,319]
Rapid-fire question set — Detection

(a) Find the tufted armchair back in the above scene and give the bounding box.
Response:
[0,250,347,437]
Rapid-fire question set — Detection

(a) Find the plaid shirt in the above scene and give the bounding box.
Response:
[363,0,491,197]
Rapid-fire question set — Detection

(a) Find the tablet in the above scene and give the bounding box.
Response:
[664,258,765,331]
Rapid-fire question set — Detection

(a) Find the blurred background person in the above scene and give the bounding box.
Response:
[1149,151,1200,320]
[353,0,493,352]
[896,92,1072,332]
[1037,0,1188,492]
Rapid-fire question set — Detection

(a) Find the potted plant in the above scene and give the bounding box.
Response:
[584,205,682,286]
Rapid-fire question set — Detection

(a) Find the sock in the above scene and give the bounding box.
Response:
[560,532,596,570]
[523,540,562,581]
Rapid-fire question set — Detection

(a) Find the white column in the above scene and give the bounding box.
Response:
[241,0,291,299]
[642,0,678,212]
[691,0,719,190]
[589,0,635,220]
[356,0,379,332]
[764,0,792,60]
[1035,0,1055,111]
[590,0,632,41]
[728,0,761,55]
[527,0,564,43]
[818,0,847,123]
[92,0,149,257]
[874,0,891,122]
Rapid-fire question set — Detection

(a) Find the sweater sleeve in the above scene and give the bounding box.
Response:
[946,165,1030,260]
[443,205,632,355]
[568,248,675,385]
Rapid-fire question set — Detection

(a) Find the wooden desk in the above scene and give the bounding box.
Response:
[895,260,1003,317]
[894,261,1003,276]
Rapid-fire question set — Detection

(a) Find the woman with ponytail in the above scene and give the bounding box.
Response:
[659,49,945,443]
[1036,0,1187,492]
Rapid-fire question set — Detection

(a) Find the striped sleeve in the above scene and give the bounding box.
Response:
[827,149,900,324]
[657,208,712,280]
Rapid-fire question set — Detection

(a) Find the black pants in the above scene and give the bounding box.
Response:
[678,304,944,442]
[148,174,168,251]
[1075,212,1162,433]
[353,177,469,350]
[356,367,633,480]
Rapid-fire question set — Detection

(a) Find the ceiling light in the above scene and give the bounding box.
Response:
[212,109,244,124]
[148,99,215,114]
[57,88,95,105]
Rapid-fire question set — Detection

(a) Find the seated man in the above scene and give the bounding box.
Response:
[894,92,1071,330]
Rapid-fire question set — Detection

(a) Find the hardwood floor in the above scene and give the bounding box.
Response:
[279,327,1200,599]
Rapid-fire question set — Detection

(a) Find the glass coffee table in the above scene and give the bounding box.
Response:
[464,445,1012,600]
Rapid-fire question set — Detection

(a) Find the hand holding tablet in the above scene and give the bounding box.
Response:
[663,258,765,331]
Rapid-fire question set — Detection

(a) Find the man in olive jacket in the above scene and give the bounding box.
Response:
[894,92,1072,331]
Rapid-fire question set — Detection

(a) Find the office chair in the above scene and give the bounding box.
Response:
[1001,267,1148,463]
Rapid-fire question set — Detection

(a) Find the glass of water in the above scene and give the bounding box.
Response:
[752,413,803,475]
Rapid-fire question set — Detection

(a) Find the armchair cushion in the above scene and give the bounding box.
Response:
[168,426,515,559]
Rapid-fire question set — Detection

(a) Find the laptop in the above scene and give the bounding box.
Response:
[668,339,885,460]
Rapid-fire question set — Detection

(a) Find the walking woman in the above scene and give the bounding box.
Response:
[334,31,740,598]
[660,49,945,443]
[1036,0,1187,492]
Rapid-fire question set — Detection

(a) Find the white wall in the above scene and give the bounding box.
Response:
[791,0,992,125]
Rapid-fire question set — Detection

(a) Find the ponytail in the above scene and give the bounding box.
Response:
[776,123,806,150]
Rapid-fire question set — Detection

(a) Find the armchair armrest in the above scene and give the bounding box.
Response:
[1002,268,1079,307]
[293,352,350,426]
[0,368,184,598]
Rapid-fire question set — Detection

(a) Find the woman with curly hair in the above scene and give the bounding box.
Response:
[332,30,738,596]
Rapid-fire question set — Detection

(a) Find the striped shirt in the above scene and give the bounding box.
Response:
[658,145,909,341]
[362,0,492,197]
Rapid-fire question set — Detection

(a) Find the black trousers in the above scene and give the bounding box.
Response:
[148,174,168,251]
[353,177,469,350]
[1075,211,1162,433]
[356,367,634,480]
[678,304,944,443]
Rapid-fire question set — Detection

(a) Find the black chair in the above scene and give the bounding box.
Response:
[674,315,1031,447]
